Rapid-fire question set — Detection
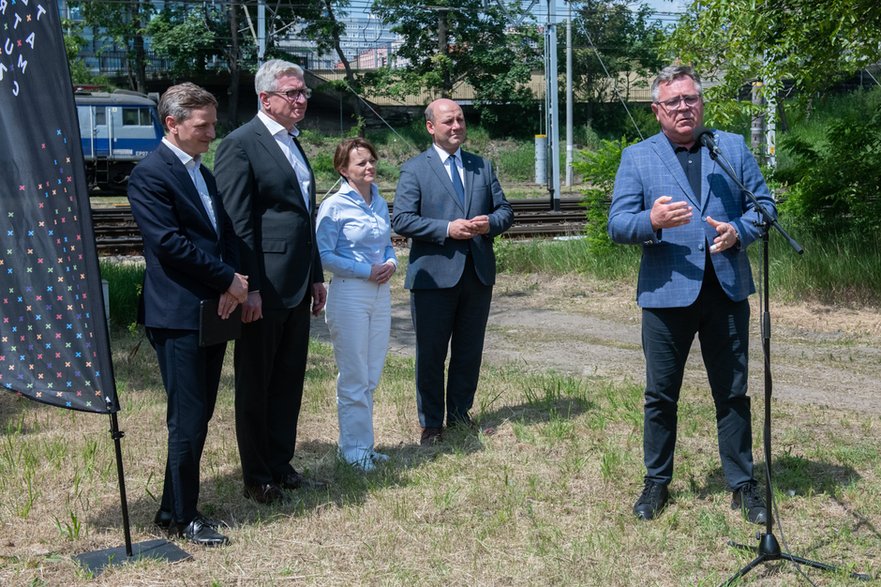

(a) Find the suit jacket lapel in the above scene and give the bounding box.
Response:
[650,133,701,209]
[160,144,217,235]
[251,117,309,211]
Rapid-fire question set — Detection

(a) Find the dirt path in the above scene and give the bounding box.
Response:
[312,271,881,414]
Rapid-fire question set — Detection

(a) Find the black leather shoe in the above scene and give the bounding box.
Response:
[633,481,669,520]
[277,470,328,491]
[732,482,768,525]
[243,482,288,504]
[155,509,222,531]
[420,427,443,446]
[179,517,229,547]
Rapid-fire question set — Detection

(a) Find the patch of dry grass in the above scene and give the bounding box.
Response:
[1,329,879,586]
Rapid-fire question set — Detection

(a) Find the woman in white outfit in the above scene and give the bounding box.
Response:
[316,138,397,472]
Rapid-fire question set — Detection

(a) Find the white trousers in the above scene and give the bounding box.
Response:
[325,277,391,464]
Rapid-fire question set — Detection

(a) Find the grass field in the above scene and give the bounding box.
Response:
[1,297,879,585]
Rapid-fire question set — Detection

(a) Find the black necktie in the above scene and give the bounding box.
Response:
[448,154,465,206]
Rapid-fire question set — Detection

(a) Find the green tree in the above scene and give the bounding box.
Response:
[370,0,541,121]
[146,5,218,78]
[70,0,153,93]
[778,89,881,236]
[568,0,666,108]
[666,0,881,124]
[62,18,100,86]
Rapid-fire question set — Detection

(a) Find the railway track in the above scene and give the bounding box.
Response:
[92,198,587,256]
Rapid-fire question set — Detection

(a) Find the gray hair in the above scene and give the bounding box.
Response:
[158,82,217,131]
[255,59,305,95]
[651,65,703,102]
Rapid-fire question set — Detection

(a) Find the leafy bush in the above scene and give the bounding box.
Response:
[573,138,638,253]
[778,88,881,237]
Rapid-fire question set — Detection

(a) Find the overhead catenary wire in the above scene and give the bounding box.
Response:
[581,27,645,141]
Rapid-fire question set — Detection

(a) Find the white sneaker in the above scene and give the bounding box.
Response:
[370,451,390,463]
[350,458,375,473]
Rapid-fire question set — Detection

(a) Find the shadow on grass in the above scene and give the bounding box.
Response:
[698,454,861,501]
[89,428,502,539]
[480,396,595,430]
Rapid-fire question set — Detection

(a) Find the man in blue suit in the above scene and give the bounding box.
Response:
[393,99,513,445]
[608,65,777,524]
[128,83,248,545]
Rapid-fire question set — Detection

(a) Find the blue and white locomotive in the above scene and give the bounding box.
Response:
[75,89,163,191]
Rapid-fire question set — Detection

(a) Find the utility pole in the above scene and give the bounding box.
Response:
[257,0,266,65]
[545,0,561,211]
[565,2,573,187]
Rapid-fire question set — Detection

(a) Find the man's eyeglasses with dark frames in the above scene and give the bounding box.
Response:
[268,88,312,101]
[655,94,701,110]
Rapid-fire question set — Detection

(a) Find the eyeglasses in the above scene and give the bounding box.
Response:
[268,88,312,101]
[655,94,701,110]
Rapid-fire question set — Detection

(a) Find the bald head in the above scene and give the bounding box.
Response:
[425,99,466,155]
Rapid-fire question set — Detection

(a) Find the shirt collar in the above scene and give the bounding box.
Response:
[432,143,461,163]
[338,179,378,203]
[258,110,299,138]
[665,134,700,154]
[162,137,200,170]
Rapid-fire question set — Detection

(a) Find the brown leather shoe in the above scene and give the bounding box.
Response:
[277,470,328,491]
[243,482,288,504]
[420,427,443,446]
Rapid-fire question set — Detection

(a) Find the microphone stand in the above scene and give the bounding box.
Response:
[706,145,871,585]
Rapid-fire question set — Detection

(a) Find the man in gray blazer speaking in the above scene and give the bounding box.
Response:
[392,99,513,446]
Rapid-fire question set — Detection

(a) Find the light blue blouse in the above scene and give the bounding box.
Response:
[316,181,397,279]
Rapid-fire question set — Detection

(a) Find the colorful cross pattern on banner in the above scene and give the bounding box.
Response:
[0,1,119,413]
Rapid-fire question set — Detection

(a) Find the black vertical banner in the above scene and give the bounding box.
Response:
[0,1,119,413]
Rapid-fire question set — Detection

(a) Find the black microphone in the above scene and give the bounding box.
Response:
[693,126,721,158]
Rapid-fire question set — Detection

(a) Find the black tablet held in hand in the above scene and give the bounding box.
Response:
[199,299,242,347]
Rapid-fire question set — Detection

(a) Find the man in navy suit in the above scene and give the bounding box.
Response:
[215,60,326,504]
[393,99,513,445]
[608,65,777,524]
[128,83,248,546]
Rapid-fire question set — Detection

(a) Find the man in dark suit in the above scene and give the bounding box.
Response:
[128,83,248,546]
[608,65,777,524]
[392,98,513,446]
[214,59,326,504]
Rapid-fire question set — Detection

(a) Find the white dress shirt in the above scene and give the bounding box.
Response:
[162,137,217,233]
[257,110,312,210]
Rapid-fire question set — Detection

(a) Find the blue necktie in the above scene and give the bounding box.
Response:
[448,154,465,207]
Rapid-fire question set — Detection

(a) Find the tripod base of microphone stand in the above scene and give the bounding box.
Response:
[74,539,191,577]
[720,532,872,586]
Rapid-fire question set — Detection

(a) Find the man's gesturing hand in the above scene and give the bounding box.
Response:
[650,196,693,230]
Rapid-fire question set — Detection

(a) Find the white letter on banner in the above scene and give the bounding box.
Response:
[12,12,21,28]
[25,32,35,50]
[0,62,6,81]
[12,79,19,96]
[4,38,12,54]
[17,54,27,74]
[37,4,47,20]
[0,1,7,16]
